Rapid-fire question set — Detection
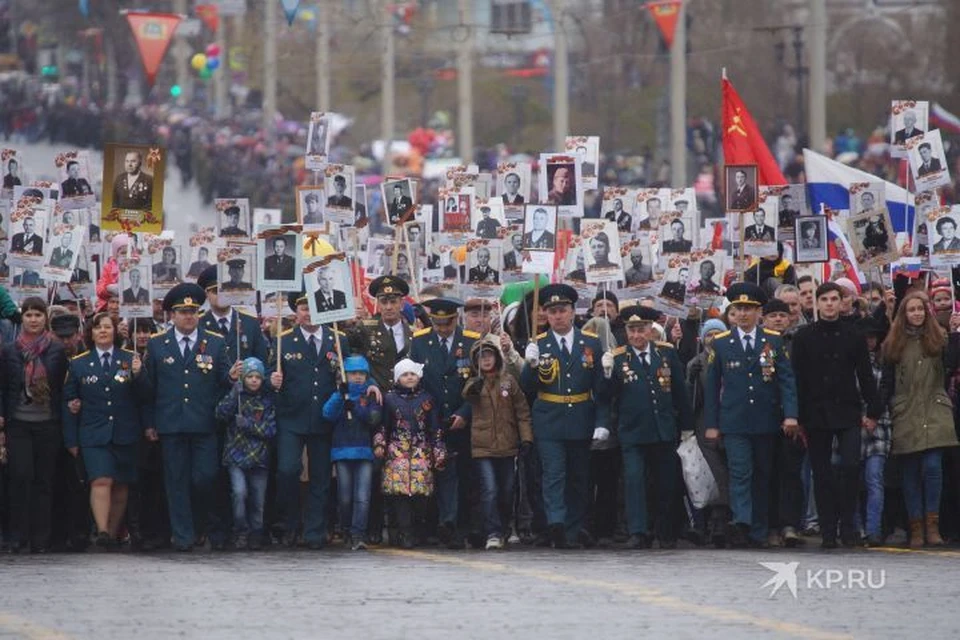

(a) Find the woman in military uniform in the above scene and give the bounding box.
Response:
[63,312,145,549]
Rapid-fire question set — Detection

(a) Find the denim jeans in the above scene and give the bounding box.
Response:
[228,466,269,536]
[434,455,459,526]
[901,449,943,520]
[861,455,886,537]
[335,460,374,538]
[474,457,516,538]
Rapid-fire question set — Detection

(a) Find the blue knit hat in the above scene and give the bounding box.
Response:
[242,357,265,378]
[344,355,370,374]
[699,318,727,341]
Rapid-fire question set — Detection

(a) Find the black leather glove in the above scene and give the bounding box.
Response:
[338,382,348,396]
[343,398,355,412]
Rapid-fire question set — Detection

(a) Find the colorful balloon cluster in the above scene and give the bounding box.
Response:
[190,44,222,80]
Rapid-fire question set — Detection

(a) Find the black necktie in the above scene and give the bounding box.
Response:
[744,335,754,357]
[219,317,229,335]
[639,352,648,370]
[182,337,192,359]
[102,352,111,372]
[309,334,318,355]
[560,337,570,359]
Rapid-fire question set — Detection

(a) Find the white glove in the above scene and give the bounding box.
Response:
[601,351,614,379]
[592,427,610,442]
[524,342,540,367]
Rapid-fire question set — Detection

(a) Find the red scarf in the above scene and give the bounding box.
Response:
[17,330,52,404]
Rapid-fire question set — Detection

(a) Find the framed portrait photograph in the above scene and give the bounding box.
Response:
[620,236,655,287]
[354,184,368,228]
[925,205,960,268]
[565,135,600,191]
[381,177,416,226]
[581,219,624,284]
[323,164,356,226]
[440,188,473,233]
[305,111,330,171]
[296,186,325,227]
[56,151,95,210]
[497,161,531,223]
[777,184,806,231]
[913,191,938,260]
[847,208,898,270]
[539,153,582,219]
[365,236,392,277]
[257,226,303,293]
[688,249,725,297]
[601,187,637,233]
[668,187,697,219]
[743,193,779,258]
[907,130,951,192]
[659,257,692,306]
[725,164,758,213]
[521,204,557,274]
[635,189,664,231]
[148,242,184,293]
[502,227,524,273]
[217,245,258,307]
[890,100,929,158]
[0,239,10,285]
[659,213,695,255]
[214,198,250,239]
[403,219,427,259]
[11,267,46,300]
[794,215,828,264]
[7,204,49,270]
[185,243,215,281]
[471,198,506,240]
[463,240,502,286]
[1,148,24,195]
[305,253,355,325]
[59,243,94,301]
[118,260,152,318]
[849,182,885,216]
[253,207,282,232]
[41,223,83,282]
[101,143,165,234]
[561,239,586,284]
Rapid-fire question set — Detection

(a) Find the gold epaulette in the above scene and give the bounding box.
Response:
[581,329,598,338]
[238,309,257,318]
[462,329,480,339]
[150,330,166,338]
[763,328,781,336]
[715,330,732,338]
[536,331,548,340]
[71,350,90,360]
[205,330,224,338]
[279,328,294,337]
[655,341,674,349]
[611,346,627,356]
[413,327,433,338]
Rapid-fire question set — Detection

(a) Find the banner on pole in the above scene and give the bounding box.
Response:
[124,12,183,88]
[281,0,301,26]
[646,1,682,49]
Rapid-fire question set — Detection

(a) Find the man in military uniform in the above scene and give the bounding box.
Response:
[602,306,692,549]
[467,247,499,285]
[703,282,798,548]
[347,275,413,543]
[140,283,234,551]
[475,206,502,239]
[263,237,295,281]
[60,160,93,197]
[269,291,351,549]
[410,297,480,548]
[197,265,271,548]
[220,206,245,237]
[520,284,609,548]
[112,150,153,211]
[220,259,253,291]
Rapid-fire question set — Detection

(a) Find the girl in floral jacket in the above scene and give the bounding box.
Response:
[374,358,446,548]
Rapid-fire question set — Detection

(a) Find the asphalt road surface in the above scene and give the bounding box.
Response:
[0,543,957,639]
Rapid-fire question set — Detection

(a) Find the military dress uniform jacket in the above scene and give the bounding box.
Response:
[141,328,232,435]
[348,319,413,390]
[63,348,146,449]
[703,328,798,435]
[520,328,609,441]
[611,342,692,445]
[272,327,349,436]
[200,309,270,365]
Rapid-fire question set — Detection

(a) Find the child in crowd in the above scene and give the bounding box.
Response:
[215,357,276,550]
[462,336,533,549]
[323,355,382,551]
[374,358,446,548]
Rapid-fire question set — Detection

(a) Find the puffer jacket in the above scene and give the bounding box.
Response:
[462,336,533,458]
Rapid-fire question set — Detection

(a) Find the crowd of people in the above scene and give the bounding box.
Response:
[1,229,960,555]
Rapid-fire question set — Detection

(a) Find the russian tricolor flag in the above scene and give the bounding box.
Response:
[931,103,960,135]
[803,148,914,234]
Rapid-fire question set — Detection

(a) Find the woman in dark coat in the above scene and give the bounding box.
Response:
[0,297,68,553]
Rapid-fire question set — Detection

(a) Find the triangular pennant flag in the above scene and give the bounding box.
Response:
[722,76,787,186]
[79,0,89,18]
[125,12,182,88]
[646,1,682,49]
[195,4,220,33]
[281,0,301,26]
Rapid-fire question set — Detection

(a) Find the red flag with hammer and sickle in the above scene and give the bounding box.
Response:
[722,77,787,186]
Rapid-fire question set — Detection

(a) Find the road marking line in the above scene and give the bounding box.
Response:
[0,614,74,640]
[374,548,854,640]
[867,546,960,558]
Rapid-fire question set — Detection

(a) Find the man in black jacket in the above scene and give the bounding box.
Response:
[790,282,882,548]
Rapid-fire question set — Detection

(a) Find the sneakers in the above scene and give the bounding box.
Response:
[485,536,503,550]
[351,539,367,551]
[782,526,802,548]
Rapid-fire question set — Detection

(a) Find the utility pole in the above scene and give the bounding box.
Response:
[382,0,396,171]
[808,0,827,152]
[552,0,568,152]
[263,0,278,132]
[669,0,687,187]
[215,16,229,117]
[173,0,191,104]
[456,0,474,162]
[316,0,331,111]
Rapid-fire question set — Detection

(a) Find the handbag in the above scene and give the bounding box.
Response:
[676,433,719,510]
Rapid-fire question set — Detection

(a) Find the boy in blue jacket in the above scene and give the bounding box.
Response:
[323,355,382,550]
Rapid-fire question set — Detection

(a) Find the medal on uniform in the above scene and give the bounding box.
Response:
[115,361,130,383]
[657,363,671,391]
[163,356,175,365]
[582,346,594,369]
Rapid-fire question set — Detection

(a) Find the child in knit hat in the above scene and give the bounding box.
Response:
[215,357,277,550]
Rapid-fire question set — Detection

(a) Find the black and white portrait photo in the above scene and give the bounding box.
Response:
[58,152,95,209]
[8,208,48,270]
[849,209,897,270]
[472,199,506,240]
[216,199,251,238]
[849,182,885,215]
[258,228,302,291]
[119,264,152,317]
[622,240,654,286]
[908,130,951,192]
[636,191,663,230]
[306,112,330,170]
[305,254,355,325]
[324,165,356,226]
[890,100,928,157]
[602,188,637,233]
[498,162,531,223]
[726,165,757,212]
[151,245,183,287]
[522,205,556,250]
[566,136,600,190]
[2,152,23,191]
[104,144,161,216]
[253,207,282,232]
[354,184,368,226]
[186,245,214,280]
[502,230,524,271]
[365,237,392,277]
[927,208,960,268]
[465,244,501,285]
[581,219,624,283]
[778,186,806,230]
[794,216,828,264]
[690,253,724,296]
[42,226,83,281]
[659,264,690,305]
[660,215,694,254]
[297,187,325,226]
[217,247,258,307]
[382,178,415,225]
